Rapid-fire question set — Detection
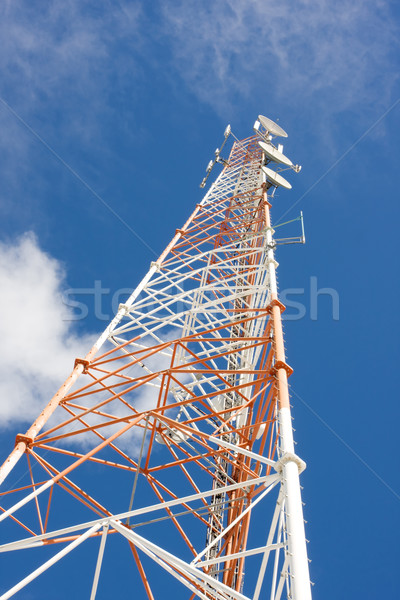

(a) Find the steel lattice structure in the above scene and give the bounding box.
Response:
[0,121,312,600]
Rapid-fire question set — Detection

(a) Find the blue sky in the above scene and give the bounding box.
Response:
[0,0,399,598]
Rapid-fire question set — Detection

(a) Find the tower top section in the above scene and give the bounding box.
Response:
[200,114,301,190]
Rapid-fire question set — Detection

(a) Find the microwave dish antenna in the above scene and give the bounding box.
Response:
[262,165,292,189]
[258,140,293,167]
[258,114,288,138]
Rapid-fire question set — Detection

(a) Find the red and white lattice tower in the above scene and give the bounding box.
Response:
[0,116,312,600]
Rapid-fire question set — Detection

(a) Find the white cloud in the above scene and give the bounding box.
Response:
[0,232,194,452]
[0,233,95,427]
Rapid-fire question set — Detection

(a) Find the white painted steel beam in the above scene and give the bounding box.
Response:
[0,474,271,554]
[0,524,101,600]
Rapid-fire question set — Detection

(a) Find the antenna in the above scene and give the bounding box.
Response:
[200,124,232,188]
[262,165,292,189]
[256,114,288,138]
[300,210,306,243]
[273,211,307,245]
[258,140,293,167]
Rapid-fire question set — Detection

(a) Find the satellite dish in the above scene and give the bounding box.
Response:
[258,115,288,138]
[258,141,293,167]
[262,165,292,190]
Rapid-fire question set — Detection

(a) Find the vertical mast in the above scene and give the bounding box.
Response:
[264,186,312,600]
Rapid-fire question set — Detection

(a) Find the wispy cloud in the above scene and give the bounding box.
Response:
[1,0,396,204]
[0,2,142,129]
[160,0,399,114]
[0,1,145,235]
[0,233,95,427]
[4,0,396,131]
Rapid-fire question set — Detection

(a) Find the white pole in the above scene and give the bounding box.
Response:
[89,524,109,600]
[263,180,312,600]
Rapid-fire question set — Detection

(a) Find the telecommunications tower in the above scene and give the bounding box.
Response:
[0,116,312,600]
